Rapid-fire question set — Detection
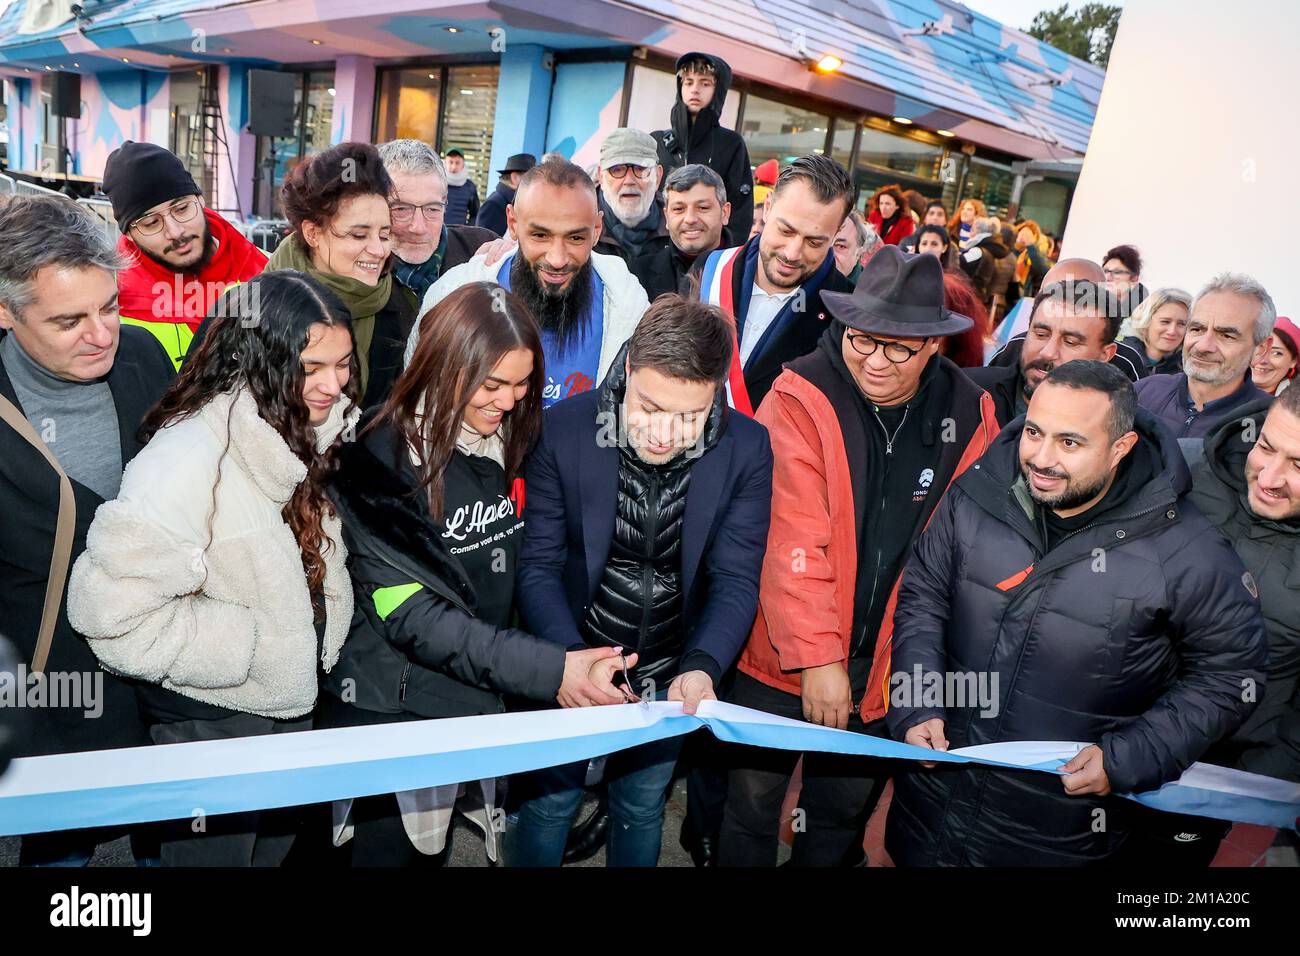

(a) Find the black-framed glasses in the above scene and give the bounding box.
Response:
[389,201,446,223]
[605,164,655,181]
[846,331,924,364]
[1103,267,1134,279]
[130,197,201,236]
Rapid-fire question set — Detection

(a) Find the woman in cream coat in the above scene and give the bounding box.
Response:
[68,270,361,866]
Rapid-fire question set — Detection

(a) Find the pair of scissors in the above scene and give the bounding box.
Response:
[619,653,641,704]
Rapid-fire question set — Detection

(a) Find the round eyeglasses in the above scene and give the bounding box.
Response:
[389,201,447,224]
[846,331,924,364]
[130,197,201,236]
[605,164,655,181]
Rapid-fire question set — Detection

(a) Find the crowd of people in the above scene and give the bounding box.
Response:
[0,48,1296,871]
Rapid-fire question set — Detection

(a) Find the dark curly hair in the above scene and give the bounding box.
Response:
[279,141,393,241]
[142,271,360,613]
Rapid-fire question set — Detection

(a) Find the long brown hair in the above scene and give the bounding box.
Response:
[379,281,545,520]
[141,271,359,610]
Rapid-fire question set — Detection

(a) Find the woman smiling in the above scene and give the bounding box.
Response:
[269,141,416,410]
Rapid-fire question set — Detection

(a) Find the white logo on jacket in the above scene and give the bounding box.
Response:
[442,495,517,542]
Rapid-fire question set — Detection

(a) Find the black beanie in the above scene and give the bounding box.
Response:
[102,141,201,232]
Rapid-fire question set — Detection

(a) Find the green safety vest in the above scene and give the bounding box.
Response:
[119,316,195,372]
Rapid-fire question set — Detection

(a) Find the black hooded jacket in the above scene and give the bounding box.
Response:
[1190,399,1300,781]
[885,409,1268,866]
[654,53,754,243]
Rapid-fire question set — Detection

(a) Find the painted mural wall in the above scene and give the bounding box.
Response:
[545,60,625,170]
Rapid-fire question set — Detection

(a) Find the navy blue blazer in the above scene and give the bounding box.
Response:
[516,387,773,686]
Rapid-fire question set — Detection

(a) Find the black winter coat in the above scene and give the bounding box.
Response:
[325,414,566,720]
[653,53,754,243]
[1190,399,1300,782]
[475,181,515,237]
[630,244,703,301]
[0,326,173,756]
[582,359,724,682]
[445,179,481,228]
[885,410,1268,866]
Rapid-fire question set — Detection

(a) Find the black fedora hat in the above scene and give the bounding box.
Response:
[821,245,972,337]
[499,153,537,175]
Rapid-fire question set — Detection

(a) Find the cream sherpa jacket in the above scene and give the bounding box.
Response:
[67,388,358,719]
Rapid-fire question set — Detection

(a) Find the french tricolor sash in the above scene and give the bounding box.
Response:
[699,244,754,416]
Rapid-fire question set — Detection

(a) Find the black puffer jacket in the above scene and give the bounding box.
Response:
[581,349,725,683]
[1190,399,1300,781]
[885,409,1268,866]
[654,52,753,243]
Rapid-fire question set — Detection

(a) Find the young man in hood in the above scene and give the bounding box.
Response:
[103,141,267,369]
[441,148,481,227]
[654,52,754,243]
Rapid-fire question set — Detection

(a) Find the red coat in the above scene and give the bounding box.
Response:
[867,209,916,246]
[116,208,269,331]
[737,355,999,722]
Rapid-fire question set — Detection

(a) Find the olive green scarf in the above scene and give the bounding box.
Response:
[268,233,393,395]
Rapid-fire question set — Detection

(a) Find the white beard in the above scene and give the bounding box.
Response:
[602,182,655,227]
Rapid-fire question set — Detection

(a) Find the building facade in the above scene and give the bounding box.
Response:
[0,0,1101,235]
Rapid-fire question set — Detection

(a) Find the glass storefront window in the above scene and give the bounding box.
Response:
[441,65,498,198]
[857,126,944,182]
[961,157,1015,221]
[376,68,441,145]
[374,64,499,199]
[168,70,205,190]
[1018,179,1071,237]
[829,118,855,172]
[852,126,946,214]
[740,94,829,169]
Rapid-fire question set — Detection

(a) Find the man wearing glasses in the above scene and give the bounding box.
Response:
[376,140,496,306]
[593,129,670,263]
[718,246,1000,866]
[102,142,267,369]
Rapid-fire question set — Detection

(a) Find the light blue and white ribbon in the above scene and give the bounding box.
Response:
[0,701,1295,836]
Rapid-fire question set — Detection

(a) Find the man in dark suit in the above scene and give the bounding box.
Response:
[0,194,173,864]
[696,154,854,413]
[475,153,536,237]
[507,295,773,867]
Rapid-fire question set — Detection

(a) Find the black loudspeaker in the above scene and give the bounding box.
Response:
[51,71,82,118]
[247,69,297,137]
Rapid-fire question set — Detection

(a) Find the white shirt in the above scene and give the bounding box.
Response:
[740,283,799,367]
